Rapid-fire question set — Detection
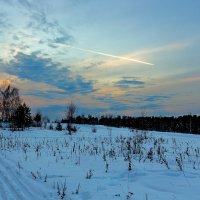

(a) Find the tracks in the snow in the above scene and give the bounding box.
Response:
[0,154,54,200]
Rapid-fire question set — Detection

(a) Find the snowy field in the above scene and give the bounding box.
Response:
[0,125,200,200]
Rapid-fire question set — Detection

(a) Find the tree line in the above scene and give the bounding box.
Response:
[61,114,200,134]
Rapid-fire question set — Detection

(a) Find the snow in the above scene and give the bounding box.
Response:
[0,124,200,200]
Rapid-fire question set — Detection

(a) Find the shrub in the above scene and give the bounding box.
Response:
[91,126,97,133]
[66,124,77,135]
[49,124,53,130]
[56,122,62,131]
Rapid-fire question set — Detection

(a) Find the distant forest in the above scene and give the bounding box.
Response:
[61,115,200,134]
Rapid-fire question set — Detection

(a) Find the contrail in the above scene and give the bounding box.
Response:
[58,44,154,66]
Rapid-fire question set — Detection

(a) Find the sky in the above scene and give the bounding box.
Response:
[0,0,200,119]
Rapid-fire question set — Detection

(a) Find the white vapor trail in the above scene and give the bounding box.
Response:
[58,44,154,66]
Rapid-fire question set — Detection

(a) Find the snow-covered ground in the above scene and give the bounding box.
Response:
[0,125,200,200]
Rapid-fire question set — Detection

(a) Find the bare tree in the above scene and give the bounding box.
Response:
[42,115,50,129]
[66,101,77,134]
[0,82,21,122]
[67,102,76,124]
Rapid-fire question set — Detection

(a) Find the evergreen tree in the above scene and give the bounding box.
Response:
[34,112,42,127]
[11,103,31,130]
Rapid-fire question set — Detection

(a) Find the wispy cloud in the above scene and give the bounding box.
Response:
[92,86,127,98]
[115,78,145,89]
[142,95,170,102]
[139,103,161,110]
[143,70,200,95]
[81,41,192,69]
[18,0,33,10]
[21,2,74,45]
[0,0,74,59]
[131,41,192,57]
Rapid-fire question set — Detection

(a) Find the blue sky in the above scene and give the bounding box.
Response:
[0,0,200,119]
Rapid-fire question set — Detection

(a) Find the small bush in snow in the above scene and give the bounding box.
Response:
[67,124,77,135]
[56,122,62,131]
[91,126,97,133]
[49,124,53,130]
[57,180,67,199]
[86,169,93,179]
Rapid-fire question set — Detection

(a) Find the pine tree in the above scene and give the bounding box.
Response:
[34,112,42,127]
[11,103,31,130]
[23,103,32,128]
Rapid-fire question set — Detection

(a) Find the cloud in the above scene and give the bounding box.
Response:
[1,52,94,95]
[139,103,161,110]
[23,3,74,45]
[53,36,73,45]
[92,86,127,98]
[27,10,57,33]
[1,0,36,14]
[169,71,200,85]
[142,95,170,102]
[131,41,192,57]
[142,70,200,97]
[0,11,12,32]
[114,78,145,89]
[71,93,109,109]
[116,80,144,88]
[0,0,74,49]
